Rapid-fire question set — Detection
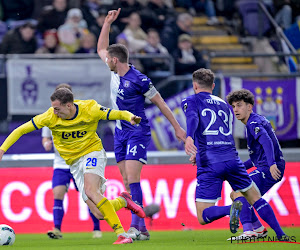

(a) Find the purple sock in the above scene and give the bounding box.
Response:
[129,182,143,230]
[139,218,147,233]
[202,205,231,224]
[235,197,253,232]
[89,208,100,231]
[251,208,263,230]
[53,199,64,230]
[253,198,285,238]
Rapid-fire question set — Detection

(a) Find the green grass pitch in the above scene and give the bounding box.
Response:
[10,227,300,249]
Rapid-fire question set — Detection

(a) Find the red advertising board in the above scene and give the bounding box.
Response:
[0,163,299,233]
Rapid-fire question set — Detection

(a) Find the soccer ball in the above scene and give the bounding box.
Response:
[0,224,15,245]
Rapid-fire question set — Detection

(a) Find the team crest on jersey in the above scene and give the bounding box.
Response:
[124,80,130,88]
[183,103,188,112]
[254,127,260,134]
[148,82,153,89]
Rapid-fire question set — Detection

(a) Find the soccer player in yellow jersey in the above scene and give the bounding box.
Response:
[0,87,146,245]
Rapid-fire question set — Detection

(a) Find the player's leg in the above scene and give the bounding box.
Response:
[117,160,130,192]
[89,207,102,238]
[47,169,69,239]
[125,133,151,241]
[72,174,102,238]
[242,185,287,240]
[228,191,258,240]
[195,164,232,226]
[125,160,146,240]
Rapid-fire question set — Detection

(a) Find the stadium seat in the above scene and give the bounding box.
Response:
[237,0,271,36]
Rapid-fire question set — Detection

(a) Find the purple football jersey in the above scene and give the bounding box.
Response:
[246,113,285,169]
[110,65,153,133]
[182,92,238,166]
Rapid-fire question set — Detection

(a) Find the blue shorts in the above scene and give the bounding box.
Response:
[249,163,285,196]
[195,159,253,203]
[114,129,151,164]
[52,169,78,191]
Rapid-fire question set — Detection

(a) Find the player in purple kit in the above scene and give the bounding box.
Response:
[97,9,186,240]
[182,68,288,241]
[226,89,285,240]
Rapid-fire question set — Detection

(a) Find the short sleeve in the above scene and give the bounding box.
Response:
[32,108,53,129]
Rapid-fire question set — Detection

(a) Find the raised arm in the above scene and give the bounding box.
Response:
[150,93,186,142]
[97,8,121,62]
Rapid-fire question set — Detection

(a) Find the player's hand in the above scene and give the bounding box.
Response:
[130,115,141,125]
[189,154,196,166]
[43,140,53,151]
[185,136,197,156]
[105,8,121,24]
[175,127,186,143]
[0,149,5,161]
[270,164,281,180]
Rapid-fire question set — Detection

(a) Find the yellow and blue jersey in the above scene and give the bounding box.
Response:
[0,99,133,165]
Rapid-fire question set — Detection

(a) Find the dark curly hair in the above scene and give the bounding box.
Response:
[226,89,254,105]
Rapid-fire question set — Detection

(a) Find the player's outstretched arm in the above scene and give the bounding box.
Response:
[107,109,141,125]
[97,8,121,61]
[0,121,37,158]
[150,93,186,142]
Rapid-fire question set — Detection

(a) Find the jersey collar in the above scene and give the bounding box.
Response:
[66,103,78,120]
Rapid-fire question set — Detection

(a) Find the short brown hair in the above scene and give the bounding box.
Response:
[226,89,254,105]
[107,44,129,63]
[50,88,74,104]
[55,83,72,92]
[192,68,214,88]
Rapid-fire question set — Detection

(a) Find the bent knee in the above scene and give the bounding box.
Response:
[197,215,207,225]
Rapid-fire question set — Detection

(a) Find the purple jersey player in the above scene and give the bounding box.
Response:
[226,89,285,240]
[97,8,186,241]
[182,68,288,241]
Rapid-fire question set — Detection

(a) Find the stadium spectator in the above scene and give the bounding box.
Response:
[97,8,186,241]
[1,0,34,22]
[57,8,88,53]
[42,84,101,239]
[140,29,170,75]
[79,0,101,29]
[35,29,69,54]
[226,89,285,240]
[273,0,292,29]
[37,0,68,34]
[122,12,147,53]
[89,9,120,44]
[141,0,175,32]
[0,22,37,54]
[161,12,193,53]
[75,32,97,53]
[32,0,53,19]
[115,0,143,31]
[182,68,289,241]
[172,34,207,75]
[176,0,219,25]
[0,87,145,245]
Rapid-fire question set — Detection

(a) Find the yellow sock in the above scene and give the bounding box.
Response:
[97,198,125,235]
[110,197,126,212]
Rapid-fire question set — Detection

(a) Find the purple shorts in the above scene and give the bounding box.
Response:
[52,168,78,191]
[195,158,253,203]
[114,129,151,164]
[249,164,285,196]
